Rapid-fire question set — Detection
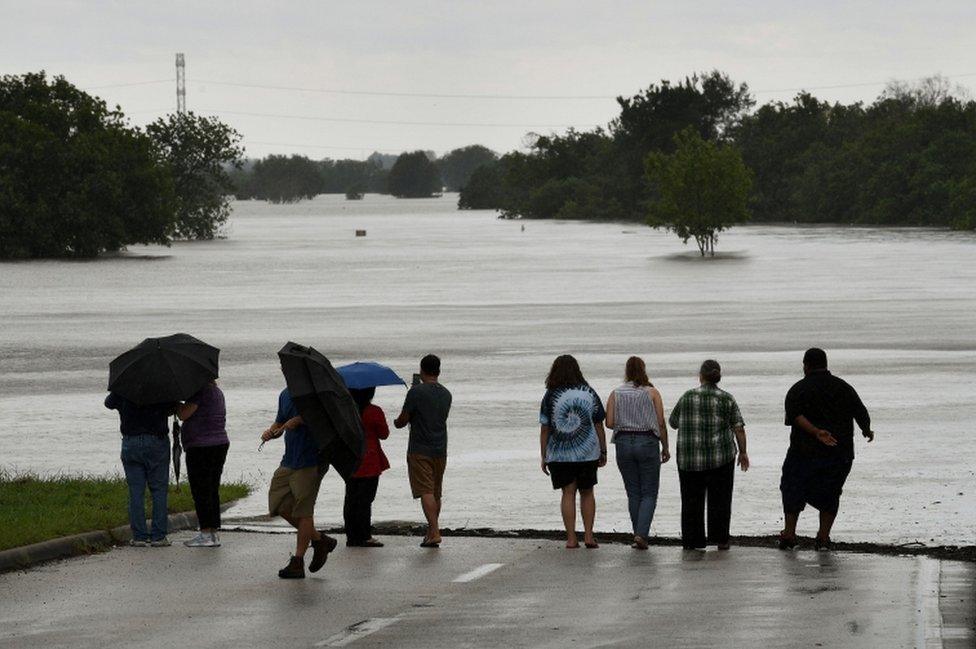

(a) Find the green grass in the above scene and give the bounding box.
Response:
[0,471,251,551]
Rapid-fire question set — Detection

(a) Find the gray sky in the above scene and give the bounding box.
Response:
[3,1,974,160]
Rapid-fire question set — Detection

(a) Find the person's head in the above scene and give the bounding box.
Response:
[624,356,653,387]
[546,354,586,390]
[699,359,721,385]
[420,354,441,380]
[803,347,828,375]
[348,387,375,413]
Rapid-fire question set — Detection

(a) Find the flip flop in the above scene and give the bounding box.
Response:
[420,538,441,548]
[584,541,599,549]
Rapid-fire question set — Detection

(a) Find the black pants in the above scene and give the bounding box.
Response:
[185,443,229,530]
[678,461,734,549]
[343,476,380,544]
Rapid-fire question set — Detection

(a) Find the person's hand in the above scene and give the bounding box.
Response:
[661,447,671,464]
[261,426,283,442]
[738,452,750,472]
[863,429,875,442]
[598,451,608,468]
[815,428,838,446]
[541,459,549,475]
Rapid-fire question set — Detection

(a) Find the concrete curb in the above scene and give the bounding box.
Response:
[0,510,201,574]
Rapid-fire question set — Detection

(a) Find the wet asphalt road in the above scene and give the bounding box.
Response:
[0,532,972,648]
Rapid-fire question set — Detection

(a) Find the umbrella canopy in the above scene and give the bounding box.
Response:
[277,342,364,479]
[336,361,407,389]
[108,333,219,406]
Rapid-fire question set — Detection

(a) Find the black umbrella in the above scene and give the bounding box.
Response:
[108,333,219,406]
[277,341,364,479]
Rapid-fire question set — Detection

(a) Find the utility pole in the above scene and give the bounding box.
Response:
[175,53,186,114]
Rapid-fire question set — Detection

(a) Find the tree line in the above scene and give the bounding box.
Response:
[1,72,243,259]
[460,72,976,236]
[229,145,497,203]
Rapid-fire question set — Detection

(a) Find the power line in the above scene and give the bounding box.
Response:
[247,140,439,154]
[753,72,976,95]
[191,79,614,100]
[84,79,173,90]
[197,108,599,129]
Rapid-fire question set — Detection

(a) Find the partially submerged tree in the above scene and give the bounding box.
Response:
[437,145,498,191]
[645,128,752,256]
[388,151,442,198]
[147,112,243,239]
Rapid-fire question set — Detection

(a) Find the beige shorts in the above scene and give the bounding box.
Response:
[268,465,322,519]
[407,453,446,499]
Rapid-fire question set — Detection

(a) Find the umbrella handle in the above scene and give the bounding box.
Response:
[258,440,266,452]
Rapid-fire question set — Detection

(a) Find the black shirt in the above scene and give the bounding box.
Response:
[105,392,174,437]
[784,370,870,460]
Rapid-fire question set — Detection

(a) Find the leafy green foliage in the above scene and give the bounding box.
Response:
[388,150,442,198]
[241,154,323,203]
[146,112,243,240]
[437,145,498,191]
[645,128,752,255]
[0,72,175,258]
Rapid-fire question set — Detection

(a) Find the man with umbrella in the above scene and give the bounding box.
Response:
[262,342,364,579]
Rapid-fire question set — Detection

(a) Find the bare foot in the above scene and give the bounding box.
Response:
[566,534,579,549]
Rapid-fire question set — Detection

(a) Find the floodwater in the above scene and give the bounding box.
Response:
[1,194,973,546]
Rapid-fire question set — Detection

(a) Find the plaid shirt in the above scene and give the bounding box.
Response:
[669,384,744,471]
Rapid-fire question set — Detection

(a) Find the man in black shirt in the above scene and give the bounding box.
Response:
[779,348,874,550]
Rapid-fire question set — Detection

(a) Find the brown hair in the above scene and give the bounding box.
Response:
[625,356,653,387]
[545,355,586,390]
[700,359,722,384]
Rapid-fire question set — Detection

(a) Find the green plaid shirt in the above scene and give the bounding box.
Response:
[669,384,744,471]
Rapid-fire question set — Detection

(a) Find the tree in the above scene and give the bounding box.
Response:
[645,128,752,256]
[388,151,442,198]
[147,112,243,239]
[247,155,322,203]
[0,72,175,259]
[437,145,497,191]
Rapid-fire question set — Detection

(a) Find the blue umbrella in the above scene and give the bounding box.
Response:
[336,361,407,389]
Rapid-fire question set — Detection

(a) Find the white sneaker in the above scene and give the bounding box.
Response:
[210,532,221,547]
[129,539,150,547]
[150,537,172,547]
[184,532,218,548]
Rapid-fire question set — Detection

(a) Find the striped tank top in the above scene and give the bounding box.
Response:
[612,383,659,436]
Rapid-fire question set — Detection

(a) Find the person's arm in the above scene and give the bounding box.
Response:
[604,392,616,430]
[734,425,749,471]
[668,395,682,430]
[650,388,670,463]
[175,402,198,421]
[261,421,284,442]
[394,410,410,429]
[394,389,414,429]
[794,414,837,446]
[540,425,550,475]
[595,421,608,467]
[850,386,874,442]
[371,408,391,440]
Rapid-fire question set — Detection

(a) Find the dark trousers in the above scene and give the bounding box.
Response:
[678,461,734,549]
[185,443,229,530]
[343,476,380,544]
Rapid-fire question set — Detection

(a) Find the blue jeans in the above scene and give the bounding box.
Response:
[121,435,170,542]
[614,433,661,539]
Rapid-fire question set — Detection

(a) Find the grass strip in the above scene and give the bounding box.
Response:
[0,470,250,551]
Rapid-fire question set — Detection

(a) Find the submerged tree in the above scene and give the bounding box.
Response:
[388,151,442,198]
[645,128,752,256]
[147,112,244,239]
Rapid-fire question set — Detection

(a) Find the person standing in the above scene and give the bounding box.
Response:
[344,387,390,547]
[105,393,175,547]
[176,380,230,548]
[669,360,749,551]
[605,356,670,550]
[539,355,608,549]
[394,354,452,548]
[261,387,338,579]
[779,348,874,551]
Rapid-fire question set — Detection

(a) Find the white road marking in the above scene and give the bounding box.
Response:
[915,557,944,649]
[453,562,505,583]
[315,617,401,647]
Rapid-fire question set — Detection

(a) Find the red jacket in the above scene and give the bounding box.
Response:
[352,404,391,478]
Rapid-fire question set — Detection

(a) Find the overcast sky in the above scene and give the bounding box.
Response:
[3,1,974,160]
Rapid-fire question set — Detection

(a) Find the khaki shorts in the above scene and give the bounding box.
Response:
[268,465,322,519]
[407,453,446,499]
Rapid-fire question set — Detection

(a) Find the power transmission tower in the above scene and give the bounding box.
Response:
[175,53,186,114]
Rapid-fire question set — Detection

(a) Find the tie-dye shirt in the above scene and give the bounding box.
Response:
[539,384,606,463]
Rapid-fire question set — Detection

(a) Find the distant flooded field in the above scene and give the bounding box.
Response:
[1,194,973,545]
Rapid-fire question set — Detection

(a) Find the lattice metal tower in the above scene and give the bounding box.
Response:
[175,53,186,114]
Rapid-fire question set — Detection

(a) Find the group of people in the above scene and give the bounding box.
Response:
[105,347,873,580]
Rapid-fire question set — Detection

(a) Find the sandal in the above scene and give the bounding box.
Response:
[778,531,798,550]
[420,538,441,548]
[632,536,649,550]
[584,541,599,549]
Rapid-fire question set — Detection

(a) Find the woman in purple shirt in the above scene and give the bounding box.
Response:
[176,381,230,547]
